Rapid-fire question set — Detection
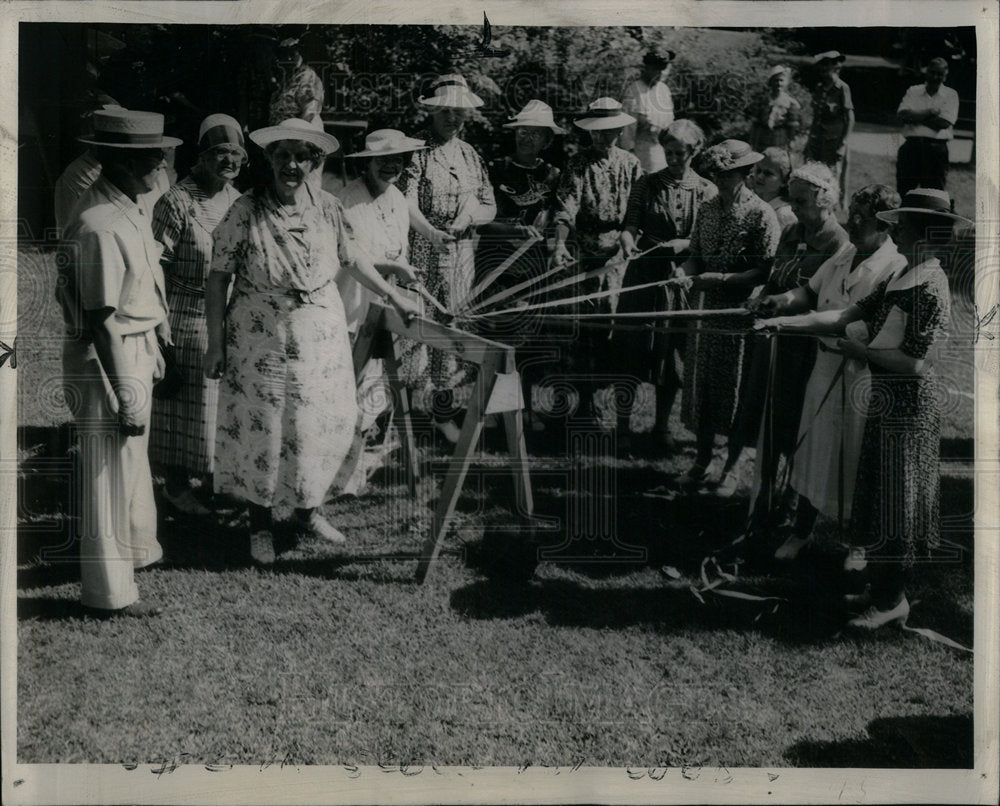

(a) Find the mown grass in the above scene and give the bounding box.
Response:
[15,141,976,768]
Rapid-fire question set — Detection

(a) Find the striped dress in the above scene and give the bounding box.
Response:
[149,176,242,475]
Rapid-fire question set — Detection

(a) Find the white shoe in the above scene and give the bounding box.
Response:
[774,534,813,561]
[434,419,461,444]
[301,512,347,545]
[713,470,740,498]
[843,548,868,572]
[250,530,275,566]
[847,596,909,630]
[163,487,211,516]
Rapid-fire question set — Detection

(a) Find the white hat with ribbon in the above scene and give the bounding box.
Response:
[502,100,566,134]
[418,74,484,109]
[249,117,340,155]
[78,108,182,149]
[346,129,427,158]
[573,97,636,131]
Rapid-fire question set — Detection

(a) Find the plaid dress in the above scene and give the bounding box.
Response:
[397,130,496,410]
[149,177,242,474]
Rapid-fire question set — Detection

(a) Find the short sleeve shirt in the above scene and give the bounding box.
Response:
[898,83,960,140]
[60,174,169,338]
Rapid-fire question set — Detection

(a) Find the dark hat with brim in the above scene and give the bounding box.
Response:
[876,188,972,225]
[642,50,676,69]
[78,108,182,149]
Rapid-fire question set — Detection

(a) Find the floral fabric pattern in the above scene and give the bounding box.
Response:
[210,186,362,517]
[850,260,950,565]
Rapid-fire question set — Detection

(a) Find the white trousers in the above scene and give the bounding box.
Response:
[64,331,163,610]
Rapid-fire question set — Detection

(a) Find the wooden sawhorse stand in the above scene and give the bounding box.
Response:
[352,303,534,583]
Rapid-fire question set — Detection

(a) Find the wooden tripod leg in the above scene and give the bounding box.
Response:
[382,336,420,495]
[501,353,534,521]
[415,357,499,584]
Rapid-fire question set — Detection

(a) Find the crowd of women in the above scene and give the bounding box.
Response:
[56,48,970,631]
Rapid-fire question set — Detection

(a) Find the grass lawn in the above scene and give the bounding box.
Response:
[15,141,976,768]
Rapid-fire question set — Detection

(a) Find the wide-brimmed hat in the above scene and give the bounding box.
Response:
[574,98,636,131]
[418,75,484,109]
[702,139,764,173]
[642,50,676,69]
[78,108,182,149]
[198,113,246,157]
[768,65,791,80]
[814,50,846,65]
[502,100,566,134]
[346,129,426,158]
[249,117,340,155]
[875,188,972,225]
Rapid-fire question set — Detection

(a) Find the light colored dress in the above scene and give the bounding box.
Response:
[790,238,906,520]
[620,79,675,173]
[335,177,410,333]
[149,176,242,475]
[210,185,362,517]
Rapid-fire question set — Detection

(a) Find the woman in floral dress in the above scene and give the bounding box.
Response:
[616,119,716,450]
[150,114,245,516]
[759,188,967,629]
[398,74,496,441]
[204,117,419,565]
[551,97,643,426]
[672,140,781,488]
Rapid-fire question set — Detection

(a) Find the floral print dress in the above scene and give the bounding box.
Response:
[210,186,362,517]
[848,259,950,566]
[553,145,644,307]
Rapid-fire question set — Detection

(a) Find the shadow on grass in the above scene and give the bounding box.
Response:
[784,714,973,768]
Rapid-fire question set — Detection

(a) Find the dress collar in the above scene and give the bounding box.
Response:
[886,257,942,292]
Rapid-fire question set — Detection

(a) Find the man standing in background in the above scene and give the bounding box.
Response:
[620,50,675,173]
[896,57,959,196]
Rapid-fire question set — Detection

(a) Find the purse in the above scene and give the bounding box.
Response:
[153,336,184,400]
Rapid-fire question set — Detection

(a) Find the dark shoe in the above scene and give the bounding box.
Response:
[83,600,163,619]
[162,487,212,516]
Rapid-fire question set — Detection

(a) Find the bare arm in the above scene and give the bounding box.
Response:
[204,271,233,379]
[758,303,864,334]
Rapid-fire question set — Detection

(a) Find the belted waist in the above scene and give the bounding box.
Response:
[240,281,335,308]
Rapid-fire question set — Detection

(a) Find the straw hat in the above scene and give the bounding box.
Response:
[701,139,764,173]
[418,75,484,109]
[814,50,846,65]
[502,100,566,134]
[768,65,791,80]
[249,117,340,155]
[345,129,427,158]
[78,108,182,149]
[875,188,972,225]
[573,98,636,131]
[198,113,246,157]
